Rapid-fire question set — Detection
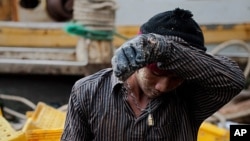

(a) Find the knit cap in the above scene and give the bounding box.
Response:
[140,8,206,51]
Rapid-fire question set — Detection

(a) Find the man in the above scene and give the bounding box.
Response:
[61,8,245,141]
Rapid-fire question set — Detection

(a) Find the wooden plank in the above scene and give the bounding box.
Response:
[201,24,250,44]
[0,25,78,47]
[0,23,250,48]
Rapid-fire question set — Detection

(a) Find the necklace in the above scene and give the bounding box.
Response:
[125,81,154,126]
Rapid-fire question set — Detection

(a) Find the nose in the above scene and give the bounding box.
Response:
[154,77,169,92]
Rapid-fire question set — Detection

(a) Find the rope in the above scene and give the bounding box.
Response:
[64,21,131,41]
[3,107,26,120]
[0,94,36,110]
[64,22,113,40]
[62,0,133,43]
[64,0,121,41]
[73,0,117,31]
[0,94,37,119]
[113,31,130,40]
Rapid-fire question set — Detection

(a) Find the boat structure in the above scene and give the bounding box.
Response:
[0,0,250,140]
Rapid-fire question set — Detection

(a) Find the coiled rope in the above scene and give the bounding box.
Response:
[64,0,118,40]
[73,0,117,31]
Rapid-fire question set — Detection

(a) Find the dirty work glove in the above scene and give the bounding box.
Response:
[112,33,175,81]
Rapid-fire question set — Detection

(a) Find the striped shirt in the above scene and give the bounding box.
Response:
[61,37,245,141]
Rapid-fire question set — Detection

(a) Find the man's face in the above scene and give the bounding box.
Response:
[135,67,183,99]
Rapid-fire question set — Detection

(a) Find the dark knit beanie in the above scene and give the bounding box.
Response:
[140,8,206,51]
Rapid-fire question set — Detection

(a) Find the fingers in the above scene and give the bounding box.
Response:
[111,33,170,80]
[111,36,145,80]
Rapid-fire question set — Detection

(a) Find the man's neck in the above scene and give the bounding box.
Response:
[126,75,151,117]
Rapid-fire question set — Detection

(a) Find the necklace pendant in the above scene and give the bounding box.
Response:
[147,113,154,126]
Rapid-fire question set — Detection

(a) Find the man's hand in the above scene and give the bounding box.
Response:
[111,33,174,81]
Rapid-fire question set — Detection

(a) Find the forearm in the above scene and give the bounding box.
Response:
[159,40,246,122]
[158,43,245,94]
[112,33,245,90]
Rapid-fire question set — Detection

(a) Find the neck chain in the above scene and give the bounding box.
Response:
[125,81,154,126]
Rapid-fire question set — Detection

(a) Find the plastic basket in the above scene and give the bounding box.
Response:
[198,122,229,141]
[0,116,26,141]
[22,102,66,131]
[25,129,63,141]
[1,102,66,141]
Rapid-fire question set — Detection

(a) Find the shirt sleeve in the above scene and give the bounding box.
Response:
[61,84,92,141]
[158,39,246,123]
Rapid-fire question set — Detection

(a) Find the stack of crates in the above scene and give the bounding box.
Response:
[0,102,66,141]
[22,102,66,141]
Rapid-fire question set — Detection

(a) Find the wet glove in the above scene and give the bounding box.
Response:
[111,33,180,81]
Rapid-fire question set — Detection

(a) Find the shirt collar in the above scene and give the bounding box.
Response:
[111,71,124,94]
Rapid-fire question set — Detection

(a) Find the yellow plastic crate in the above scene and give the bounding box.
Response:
[198,122,229,141]
[22,102,66,131]
[0,102,66,141]
[0,116,26,141]
[25,129,63,141]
